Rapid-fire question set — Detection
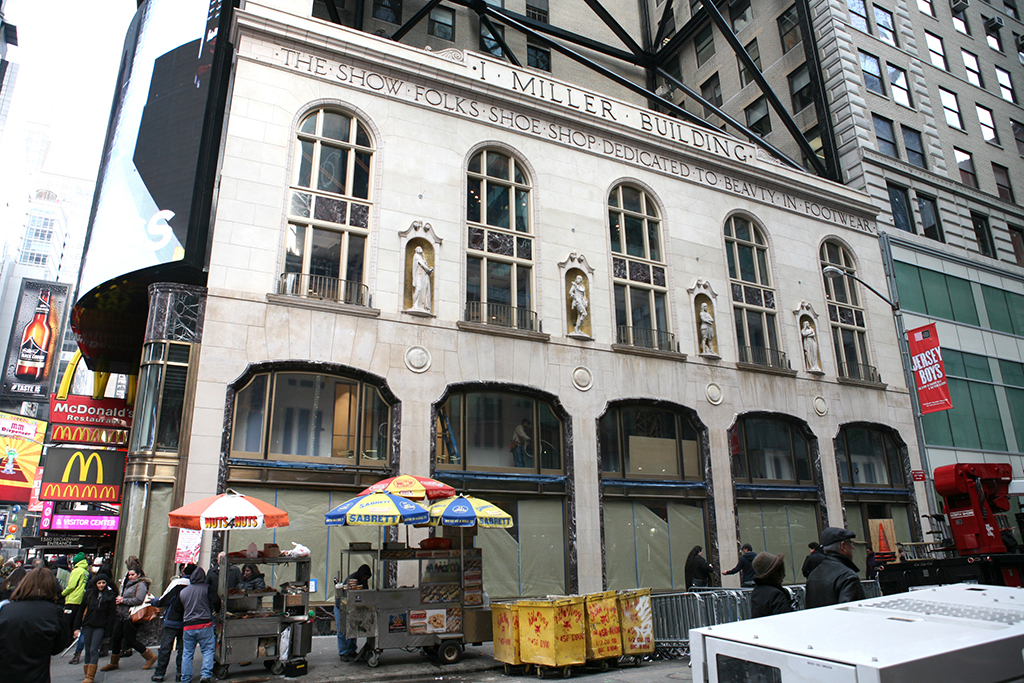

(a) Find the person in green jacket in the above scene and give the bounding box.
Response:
[63,553,89,665]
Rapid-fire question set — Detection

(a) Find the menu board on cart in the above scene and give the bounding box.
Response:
[409,608,462,634]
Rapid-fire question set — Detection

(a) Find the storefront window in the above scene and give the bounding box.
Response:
[846,502,913,575]
[599,404,703,480]
[230,370,391,466]
[730,416,814,484]
[435,389,563,473]
[475,497,566,598]
[737,501,818,584]
[604,499,705,590]
[130,341,192,454]
[835,425,906,487]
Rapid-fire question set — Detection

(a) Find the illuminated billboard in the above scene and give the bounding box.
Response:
[2,279,69,399]
[40,447,126,503]
[0,412,47,504]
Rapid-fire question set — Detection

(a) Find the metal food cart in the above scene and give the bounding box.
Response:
[336,545,493,667]
[212,554,313,679]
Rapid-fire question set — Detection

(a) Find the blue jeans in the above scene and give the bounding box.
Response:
[181,625,215,683]
[335,605,356,656]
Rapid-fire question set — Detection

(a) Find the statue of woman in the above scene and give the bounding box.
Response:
[801,319,821,371]
[699,302,716,354]
[411,246,433,312]
[569,275,588,334]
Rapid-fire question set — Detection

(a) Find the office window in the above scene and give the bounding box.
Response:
[599,403,705,481]
[372,0,401,23]
[994,163,1015,202]
[789,64,813,112]
[428,8,455,41]
[873,115,898,157]
[835,426,906,487]
[527,42,551,71]
[956,148,978,187]
[730,417,814,483]
[917,0,934,15]
[888,64,911,107]
[525,0,548,23]
[972,212,995,256]
[860,52,884,94]
[1014,120,1024,156]
[609,185,671,351]
[779,6,802,53]
[731,0,752,32]
[940,88,963,128]
[888,183,913,233]
[739,39,761,87]
[925,32,948,70]
[893,262,979,324]
[1010,226,1024,266]
[917,194,944,241]
[745,97,771,136]
[986,19,1003,51]
[701,73,722,117]
[996,67,1016,102]
[848,0,869,32]
[962,51,983,87]
[903,126,926,168]
[695,25,715,67]
[1006,2,1020,19]
[875,6,896,44]
[803,124,826,172]
[977,105,1000,143]
[953,10,970,34]
[480,23,504,57]
[725,216,783,368]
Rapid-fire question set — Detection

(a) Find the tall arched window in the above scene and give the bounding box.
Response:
[465,149,536,330]
[609,184,672,350]
[820,241,877,382]
[725,215,783,367]
[282,108,374,305]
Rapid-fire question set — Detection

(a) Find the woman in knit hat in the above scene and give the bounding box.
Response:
[749,551,794,618]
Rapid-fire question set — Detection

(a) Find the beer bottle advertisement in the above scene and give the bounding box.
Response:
[3,279,69,399]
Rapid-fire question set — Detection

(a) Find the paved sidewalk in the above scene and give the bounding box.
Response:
[51,636,501,683]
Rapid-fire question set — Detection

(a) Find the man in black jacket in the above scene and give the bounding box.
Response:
[805,527,866,608]
[149,563,196,682]
[801,542,825,578]
[722,543,757,587]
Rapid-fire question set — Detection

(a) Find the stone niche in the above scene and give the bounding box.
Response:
[400,220,442,316]
[688,278,720,358]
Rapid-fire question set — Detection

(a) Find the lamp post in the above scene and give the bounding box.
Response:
[822,265,935,524]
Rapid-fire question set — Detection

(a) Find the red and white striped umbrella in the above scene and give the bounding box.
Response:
[168,490,289,531]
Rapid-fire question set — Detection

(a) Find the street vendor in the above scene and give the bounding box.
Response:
[237,564,266,592]
[335,564,371,662]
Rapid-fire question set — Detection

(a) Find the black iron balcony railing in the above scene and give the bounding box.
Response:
[838,362,881,383]
[278,272,371,307]
[616,325,679,352]
[739,345,790,369]
[464,301,541,332]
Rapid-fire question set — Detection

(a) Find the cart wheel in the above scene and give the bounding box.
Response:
[561,665,572,678]
[504,664,511,675]
[438,641,461,665]
[600,660,609,672]
[536,665,546,679]
[213,664,230,679]
[633,655,642,667]
[367,651,381,668]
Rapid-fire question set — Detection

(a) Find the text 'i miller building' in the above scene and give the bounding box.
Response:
[72,0,927,598]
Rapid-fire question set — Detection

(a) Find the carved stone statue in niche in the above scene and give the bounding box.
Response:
[699,302,716,355]
[569,275,589,335]
[411,246,434,312]
[801,317,821,372]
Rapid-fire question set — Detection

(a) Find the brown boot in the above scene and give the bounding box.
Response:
[100,654,120,671]
[82,663,97,683]
[142,648,158,670]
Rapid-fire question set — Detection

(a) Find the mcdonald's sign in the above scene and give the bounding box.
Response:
[50,425,129,446]
[40,447,125,502]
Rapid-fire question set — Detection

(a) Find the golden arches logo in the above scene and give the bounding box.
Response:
[62,451,103,484]
[40,482,119,502]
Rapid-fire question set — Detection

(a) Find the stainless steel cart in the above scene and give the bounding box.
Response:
[212,554,313,679]
[336,546,492,667]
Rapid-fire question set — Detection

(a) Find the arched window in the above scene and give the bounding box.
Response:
[820,241,877,381]
[231,370,391,466]
[725,215,783,367]
[609,184,672,350]
[465,149,536,330]
[835,425,905,487]
[282,108,374,305]
[729,416,814,484]
[599,404,702,480]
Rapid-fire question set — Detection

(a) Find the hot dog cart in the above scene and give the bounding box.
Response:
[335,544,493,667]
[212,554,313,679]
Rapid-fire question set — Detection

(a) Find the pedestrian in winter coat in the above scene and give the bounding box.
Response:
[100,566,157,671]
[801,542,825,578]
[238,563,266,592]
[207,552,241,594]
[750,552,794,618]
[805,527,866,608]
[64,553,92,665]
[0,567,73,683]
[74,573,116,683]
[179,566,222,683]
[723,544,758,587]
[149,563,196,683]
[684,546,714,589]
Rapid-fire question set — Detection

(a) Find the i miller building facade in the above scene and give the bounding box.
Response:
[74,0,930,599]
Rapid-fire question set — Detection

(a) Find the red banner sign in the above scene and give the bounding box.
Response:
[907,323,953,414]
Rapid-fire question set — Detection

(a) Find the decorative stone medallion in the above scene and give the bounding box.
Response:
[813,396,829,416]
[404,345,431,373]
[705,382,723,405]
[572,366,593,392]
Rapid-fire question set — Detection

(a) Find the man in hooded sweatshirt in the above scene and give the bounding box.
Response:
[149,563,196,682]
[179,566,221,683]
[64,552,90,665]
